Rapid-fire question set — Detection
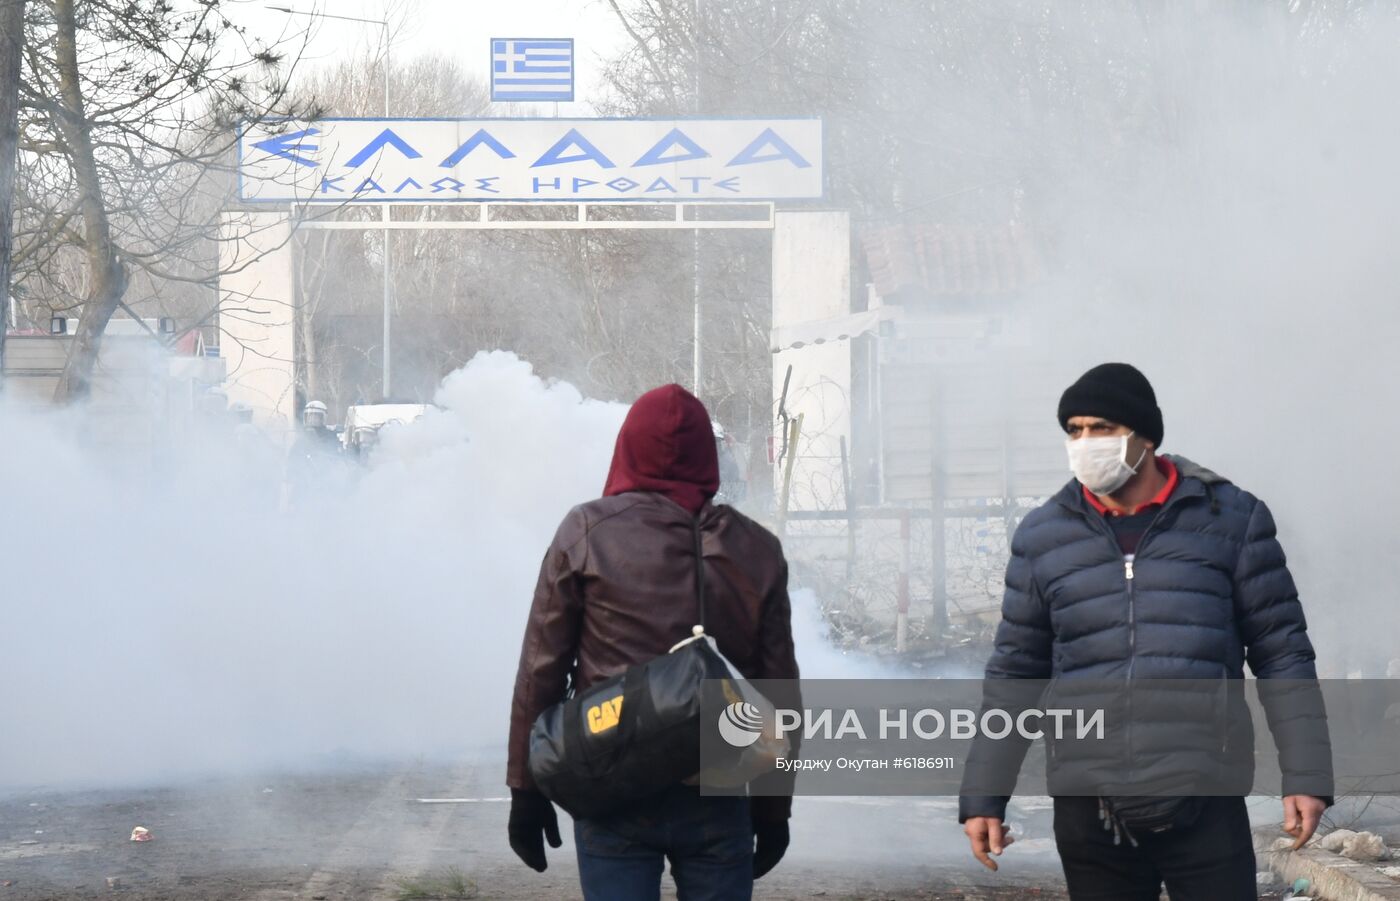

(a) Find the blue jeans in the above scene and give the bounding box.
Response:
[574,785,753,901]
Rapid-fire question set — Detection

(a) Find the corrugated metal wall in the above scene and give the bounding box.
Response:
[1,335,70,403]
[877,326,1066,505]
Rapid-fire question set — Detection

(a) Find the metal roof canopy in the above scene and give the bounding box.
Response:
[292,201,776,231]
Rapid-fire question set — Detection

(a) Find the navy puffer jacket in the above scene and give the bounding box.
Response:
[959,455,1327,822]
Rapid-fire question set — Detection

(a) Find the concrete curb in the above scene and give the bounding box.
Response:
[1253,829,1400,901]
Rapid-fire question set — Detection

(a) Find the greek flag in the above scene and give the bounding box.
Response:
[491,38,574,102]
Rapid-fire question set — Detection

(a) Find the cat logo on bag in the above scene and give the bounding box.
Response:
[586,695,624,734]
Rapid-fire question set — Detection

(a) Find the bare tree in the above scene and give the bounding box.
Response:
[0,0,27,378]
[12,0,309,402]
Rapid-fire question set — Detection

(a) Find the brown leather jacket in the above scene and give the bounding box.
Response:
[507,491,801,817]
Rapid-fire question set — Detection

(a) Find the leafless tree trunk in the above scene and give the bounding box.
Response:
[48,0,125,402]
[0,0,27,380]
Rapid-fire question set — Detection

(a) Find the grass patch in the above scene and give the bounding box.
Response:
[393,867,479,900]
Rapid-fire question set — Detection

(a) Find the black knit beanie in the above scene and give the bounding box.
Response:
[1057,363,1164,447]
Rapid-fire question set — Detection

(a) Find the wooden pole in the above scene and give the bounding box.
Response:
[840,434,855,583]
[897,507,910,653]
[776,413,803,538]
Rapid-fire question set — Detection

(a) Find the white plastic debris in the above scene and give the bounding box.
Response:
[1318,828,1356,852]
[1340,831,1387,861]
[129,826,152,842]
[1272,836,1296,851]
[1379,865,1400,878]
[1257,870,1279,886]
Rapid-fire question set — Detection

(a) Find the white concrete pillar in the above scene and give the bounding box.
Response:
[218,212,297,433]
[771,210,852,511]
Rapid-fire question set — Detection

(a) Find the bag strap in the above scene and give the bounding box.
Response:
[691,519,707,632]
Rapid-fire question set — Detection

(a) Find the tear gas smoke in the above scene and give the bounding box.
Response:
[0,353,617,790]
[1006,14,1400,675]
[0,352,880,793]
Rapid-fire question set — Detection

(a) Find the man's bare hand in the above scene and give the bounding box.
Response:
[1282,795,1327,850]
[964,816,1016,871]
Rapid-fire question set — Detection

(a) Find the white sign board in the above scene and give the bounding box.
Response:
[238,118,823,203]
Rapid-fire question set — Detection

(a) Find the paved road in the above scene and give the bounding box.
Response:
[0,759,1070,899]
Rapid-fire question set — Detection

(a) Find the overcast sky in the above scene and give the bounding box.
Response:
[241,0,631,114]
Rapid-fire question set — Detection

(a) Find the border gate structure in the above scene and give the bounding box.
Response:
[218,117,844,464]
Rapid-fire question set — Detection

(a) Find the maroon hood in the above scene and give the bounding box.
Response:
[603,384,719,515]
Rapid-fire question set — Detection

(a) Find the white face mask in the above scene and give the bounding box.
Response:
[1066,432,1147,496]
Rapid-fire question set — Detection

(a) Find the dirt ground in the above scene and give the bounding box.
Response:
[0,758,1076,900]
[7,758,1347,900]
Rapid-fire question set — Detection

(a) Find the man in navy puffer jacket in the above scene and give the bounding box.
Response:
[960,363,1331,901]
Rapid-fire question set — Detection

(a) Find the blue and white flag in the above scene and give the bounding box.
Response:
[491,38,574,102]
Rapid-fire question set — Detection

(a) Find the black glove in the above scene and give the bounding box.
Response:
[508,788,562,872]
[752,815,790,879]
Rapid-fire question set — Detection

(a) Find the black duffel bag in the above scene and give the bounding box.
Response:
[527,530,786,821]
[527,627,733,820]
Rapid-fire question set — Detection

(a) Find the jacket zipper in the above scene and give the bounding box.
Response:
[1214,657,1232,755]
[1074,486,1192,668]
[1128,505,1176,781]
[1124,556,1136,776]
[1098,505,1173,674]
[1084,502,1173,780]
[1125,557,1135,655]
[1124,502,1172,662]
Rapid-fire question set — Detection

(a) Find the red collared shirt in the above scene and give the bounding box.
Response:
[1083,456,1179,517]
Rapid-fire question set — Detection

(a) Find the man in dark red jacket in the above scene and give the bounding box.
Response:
[506,383,801,900]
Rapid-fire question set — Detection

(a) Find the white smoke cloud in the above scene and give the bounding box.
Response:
[0,352,631,789]
[0,351,868,792]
